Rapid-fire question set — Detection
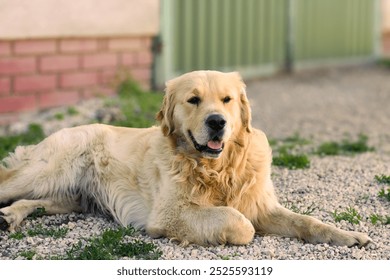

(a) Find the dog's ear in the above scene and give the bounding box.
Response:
[230,72,252,133]
[240,86,252,133]
[156,79,176,136]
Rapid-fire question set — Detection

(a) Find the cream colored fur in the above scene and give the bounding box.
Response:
[0,70,371,247]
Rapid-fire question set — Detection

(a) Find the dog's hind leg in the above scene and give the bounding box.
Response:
[0,199,81,231]
[0,165,49,205]
[0,146,50,204]
[0,149,86,205]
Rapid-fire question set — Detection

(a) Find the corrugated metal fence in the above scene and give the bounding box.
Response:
[154,0,379,86]
[293,0,377,68]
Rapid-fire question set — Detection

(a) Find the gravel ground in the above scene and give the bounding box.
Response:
[0,64,389,260]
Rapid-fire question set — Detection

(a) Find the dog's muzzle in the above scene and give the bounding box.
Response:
[188,114,226,157]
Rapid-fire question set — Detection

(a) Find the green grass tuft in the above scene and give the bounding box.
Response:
[315,141,340,156]
[66,106,79,116]
[379,58,390,68]
[378,188,390,202]
[109,79,163,128]
[339,134,374,154]
[27,224,68,239]
[9,232,25,240]
[54,113,64,120]
[63,227,162,260]
[270,134,311,169]
[332,207,362,224]
[375,174,390,185]
[272,149,310,169]
[315,134,374,156]
[19,250,36,260]
[11,226,162,260]
[369,214,390,225]
[376,175,390,201]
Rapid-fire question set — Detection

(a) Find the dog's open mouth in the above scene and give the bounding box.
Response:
[188,130,224,156]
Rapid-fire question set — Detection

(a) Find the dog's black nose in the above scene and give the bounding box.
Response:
[206,114,226,131]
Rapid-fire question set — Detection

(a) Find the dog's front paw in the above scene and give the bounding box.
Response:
[163,206,256,246]
[223,209,255,245]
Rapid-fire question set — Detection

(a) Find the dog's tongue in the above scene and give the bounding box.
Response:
[207,141,223,150]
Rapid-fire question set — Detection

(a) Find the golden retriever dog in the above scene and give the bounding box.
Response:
[0,71,371,247]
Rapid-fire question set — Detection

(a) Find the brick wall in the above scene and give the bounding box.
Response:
[0,36,153,124]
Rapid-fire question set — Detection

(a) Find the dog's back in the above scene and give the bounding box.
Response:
[0,124,163,231]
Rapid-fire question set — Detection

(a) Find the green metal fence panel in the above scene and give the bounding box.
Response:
[156,0,378,86]
[293,0,376,66]
[158,0,287,84]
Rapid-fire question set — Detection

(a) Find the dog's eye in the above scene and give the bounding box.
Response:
[187,96,201,105]
[222,96,232,104]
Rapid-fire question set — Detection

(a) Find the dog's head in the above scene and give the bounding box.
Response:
[157,70,252,158]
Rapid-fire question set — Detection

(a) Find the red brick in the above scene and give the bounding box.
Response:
[121,53,137,66]
[108,38,142,51]
[136,51,153,66]
[0,95,37,113]
[0,77,11,95]
[0,57,36,75]
[97,39,109,51]
[38,90,80,109]
[60,39,98,53]
[82,53,118,69]
[141,37,152,49]
[14,40,56,55]
[60,72,98,88]
[131,68,151,82]
[40,55,79,72]
[99,68,118,85]
[0,41,11,56]
[14,74,57,93]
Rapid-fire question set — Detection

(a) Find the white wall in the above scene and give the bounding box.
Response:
[0,0,159,39]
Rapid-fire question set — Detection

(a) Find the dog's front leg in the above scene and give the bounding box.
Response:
[147,203,255,246]
[256,204,371,247]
